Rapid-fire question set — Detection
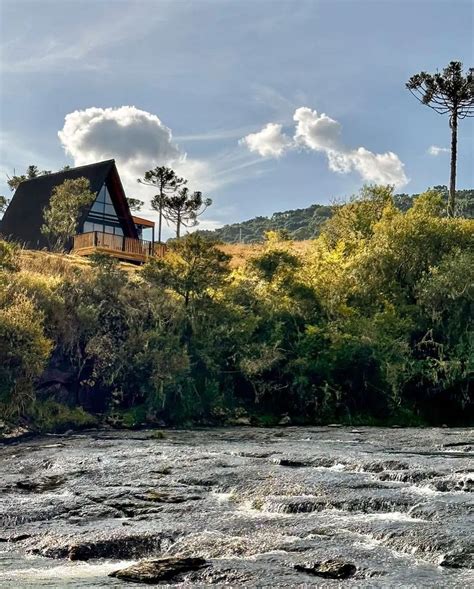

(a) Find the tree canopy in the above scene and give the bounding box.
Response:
[41,177,96,251]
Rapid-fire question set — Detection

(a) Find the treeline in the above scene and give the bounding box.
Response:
[198,187,474,243]
[0,185,473,430]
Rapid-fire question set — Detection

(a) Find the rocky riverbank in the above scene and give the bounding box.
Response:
[0,427,473,587]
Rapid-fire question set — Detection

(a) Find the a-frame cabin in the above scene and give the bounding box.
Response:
[0,160,164,263]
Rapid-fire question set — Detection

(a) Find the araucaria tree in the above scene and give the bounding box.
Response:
[7,165,52,192]
[126,197,144,212]
[165,187,212,238]
[407,61,474,217]
[41,177,96,251]
[138,166,186,242]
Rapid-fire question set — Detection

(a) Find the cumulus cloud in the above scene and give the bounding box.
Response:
[241,107,408,188]
[329,148,408,186]
[59,106,183,169]
[239,123,292,158]
[293,107,342,151]
[58,105,226,205]
[428,145,450,156]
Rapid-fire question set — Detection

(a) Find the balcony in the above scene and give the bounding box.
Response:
[72,231,166,264]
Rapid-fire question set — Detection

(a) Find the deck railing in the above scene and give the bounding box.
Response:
[73,231,166,262]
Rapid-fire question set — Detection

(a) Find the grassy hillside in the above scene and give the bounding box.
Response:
[198,187,474,243]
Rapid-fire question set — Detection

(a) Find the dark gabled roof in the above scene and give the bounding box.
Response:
[0,159,138,249]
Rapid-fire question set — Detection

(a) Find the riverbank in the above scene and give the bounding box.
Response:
[0,400,437,446]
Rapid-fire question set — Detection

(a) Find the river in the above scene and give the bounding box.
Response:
[0,427,472,587]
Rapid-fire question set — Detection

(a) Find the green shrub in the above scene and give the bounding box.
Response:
[30,400,98,433]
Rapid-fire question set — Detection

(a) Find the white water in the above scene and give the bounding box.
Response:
[0,427,473,587]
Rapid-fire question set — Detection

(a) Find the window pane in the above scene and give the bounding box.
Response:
[92,200,104,212]
[142,227,153,242]
[83,221,94,233]
[104,225,114,234]
[114,227,123,236]
[104,204,116,216]
[104,189,113,205]
[96,185,106,203]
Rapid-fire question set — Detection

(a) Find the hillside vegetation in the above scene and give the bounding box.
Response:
[198,187,474,243]
[1,185,473,433]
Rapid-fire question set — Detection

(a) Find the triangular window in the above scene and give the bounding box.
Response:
[82,183,124,235]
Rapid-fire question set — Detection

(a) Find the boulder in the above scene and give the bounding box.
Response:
[31,533,166,560]
[278,458,308,468]
[439,551,474,569]
[295,559,357,579]
[233,417,252,426]
[109,557,208,583]
[15,475,65,493]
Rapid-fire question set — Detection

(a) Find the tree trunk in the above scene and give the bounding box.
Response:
[176,211,181,239]
[448,108,458,217]
[158,189,163,243]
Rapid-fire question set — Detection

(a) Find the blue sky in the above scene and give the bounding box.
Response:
[0,0,472,234]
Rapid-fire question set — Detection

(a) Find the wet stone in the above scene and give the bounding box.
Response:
[294,559,357,579]
[29,533,169,561]
[440,551,474,569]
[15,474,66,493]
[109,556,208,583]
[135,490,202,503]
[278,458,310,468]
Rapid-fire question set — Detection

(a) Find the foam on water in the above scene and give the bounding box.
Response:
[1,426,472,587]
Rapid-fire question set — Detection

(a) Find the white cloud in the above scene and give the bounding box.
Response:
[341,148,408,186]
[58,105,229,201]
[428,145,450,156]
[241,106,408,188]
[293,107,342,151]
[59,106,183,168]
[57,105,267,238]
[239,123,292,158]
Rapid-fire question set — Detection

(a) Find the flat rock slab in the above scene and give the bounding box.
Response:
[109,557,208,583]
[294,559,357,579]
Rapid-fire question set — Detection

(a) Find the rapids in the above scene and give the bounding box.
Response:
[0,427,472,587]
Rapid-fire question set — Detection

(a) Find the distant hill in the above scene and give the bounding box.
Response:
[198,187,474,243]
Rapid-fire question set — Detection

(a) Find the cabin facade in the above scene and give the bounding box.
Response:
[0,159,164,264]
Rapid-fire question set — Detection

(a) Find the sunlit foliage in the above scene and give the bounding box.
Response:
[1,184,472,427]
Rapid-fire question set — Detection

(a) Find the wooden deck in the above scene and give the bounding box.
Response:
[72,232,166,263]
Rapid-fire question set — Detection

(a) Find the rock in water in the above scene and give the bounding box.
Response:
[294,559,357,579]
[109,557,208,583]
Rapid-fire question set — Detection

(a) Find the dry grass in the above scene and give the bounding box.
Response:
[18,248,141,276]
[219,240,315,268]
[16,240,316,274]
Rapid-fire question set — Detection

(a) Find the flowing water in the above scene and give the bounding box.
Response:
[0,427,472,587]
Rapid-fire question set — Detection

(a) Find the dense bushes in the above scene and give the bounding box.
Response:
[0,185,472,428]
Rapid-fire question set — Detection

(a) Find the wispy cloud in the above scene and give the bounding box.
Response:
[428,145,450,156]
[0,7,167,74]
[175,126,257,143]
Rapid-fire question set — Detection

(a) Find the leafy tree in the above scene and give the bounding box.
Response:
[165,187,212,238]
[0,289,52,418]
[41,177,96,251]
[138,166,186,242]
[143,233,230,308]
[407,61,474,217]
[0,240,19,272]
[0,195,9,214]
